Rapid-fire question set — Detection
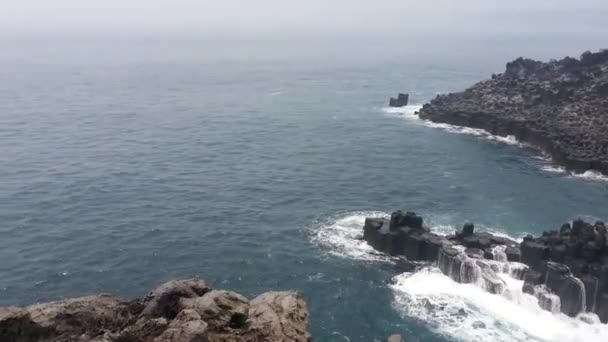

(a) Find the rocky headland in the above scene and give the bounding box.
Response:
[0,279,310,342]
[417,49,608,175]
[363,211,608,322]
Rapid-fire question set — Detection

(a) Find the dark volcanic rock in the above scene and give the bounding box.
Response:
[0,279,310,342]
[418,49,608,175]
[389,93,409,107]
[363,210,608,322]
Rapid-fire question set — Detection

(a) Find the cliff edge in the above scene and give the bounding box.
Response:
[418,49,608,175]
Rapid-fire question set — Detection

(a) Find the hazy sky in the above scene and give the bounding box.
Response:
[2,0,608,37]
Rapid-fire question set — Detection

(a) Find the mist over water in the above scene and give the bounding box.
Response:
[1,32,608,341]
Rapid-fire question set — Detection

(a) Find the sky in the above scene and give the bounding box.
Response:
[2,0,608,38]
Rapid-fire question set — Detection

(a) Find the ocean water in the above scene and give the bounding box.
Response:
[1,36,608,341]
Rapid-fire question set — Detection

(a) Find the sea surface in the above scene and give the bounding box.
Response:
[1,35,608,341]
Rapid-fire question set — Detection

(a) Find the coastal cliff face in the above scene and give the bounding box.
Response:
[418,49,608,174]
[363,211,608,323]
[0,279,310,342]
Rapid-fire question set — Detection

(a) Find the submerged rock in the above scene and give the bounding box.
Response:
[0,279,310,342]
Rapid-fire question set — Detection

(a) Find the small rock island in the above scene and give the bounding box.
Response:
[0,279,310,342]
[389,93,409,107]
[364,210,608,322]
[418,49,608,175]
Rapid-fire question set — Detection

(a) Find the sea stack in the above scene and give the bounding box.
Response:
[389,93,409,107]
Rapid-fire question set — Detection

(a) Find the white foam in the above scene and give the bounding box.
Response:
[382,105,523,147]
[571,170,608,182]
[390,267,608,342]
[541,166,608,182]
[383,106,608,182]
[542,165,567,174]
[312,211,393,261]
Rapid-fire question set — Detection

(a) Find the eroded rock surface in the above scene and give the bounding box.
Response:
[0,279,310,342]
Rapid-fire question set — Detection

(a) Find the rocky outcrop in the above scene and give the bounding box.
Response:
[417,49,608,175]
[0,279,310,342]
[389,93,409,107]
[363,210,608,322]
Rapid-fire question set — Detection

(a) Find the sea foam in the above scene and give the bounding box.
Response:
[314,211,608,342]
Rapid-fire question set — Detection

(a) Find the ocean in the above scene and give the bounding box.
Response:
[1,34,608,341]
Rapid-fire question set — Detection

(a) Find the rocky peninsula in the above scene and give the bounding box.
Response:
[0,279,310,342]
[418,49,608,175]
[363,211,608,322]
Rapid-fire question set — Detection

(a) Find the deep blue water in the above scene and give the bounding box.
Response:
[1,36,608,341]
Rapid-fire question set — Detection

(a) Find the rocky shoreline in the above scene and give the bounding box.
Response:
[417,49,608,175]
[0,279,310,342]
[363,211,608,322]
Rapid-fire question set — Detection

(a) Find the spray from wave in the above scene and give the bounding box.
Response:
[313,211,608,342]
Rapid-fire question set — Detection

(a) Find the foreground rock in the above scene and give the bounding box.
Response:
[0,279,310,342]
[418,49,608,175]
[364,210,608,322]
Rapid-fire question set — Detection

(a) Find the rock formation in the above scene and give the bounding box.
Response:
[389,93,409,107]
[363,210,608,322]
[0,279,310,342]
[417,49,608,175]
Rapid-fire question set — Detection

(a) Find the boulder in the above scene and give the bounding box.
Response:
[180,290,249,329]
[247,291,310,342]
[142,279,210,319]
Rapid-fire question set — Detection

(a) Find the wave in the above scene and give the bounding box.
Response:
[313,212,526,261]
[314,211,608,341]
[382,105,523,147]
[541,165,608,182]
[312,211,393,262]
[390,268,608,342]
[383,106,608,182]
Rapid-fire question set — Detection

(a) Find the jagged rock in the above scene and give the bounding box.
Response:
[418,49,608,175]
[142,279,210,319]
[0,280,310,342]
[180,290,249,329]
[155,309,208,342]
[363,211,608,322]
[246,291,310,342]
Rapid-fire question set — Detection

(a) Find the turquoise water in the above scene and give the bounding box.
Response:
[1,36,608,341]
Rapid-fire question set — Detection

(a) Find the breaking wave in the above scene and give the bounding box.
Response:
[383,105,608,182]
[314,211,608,342]
[382,105,523,147]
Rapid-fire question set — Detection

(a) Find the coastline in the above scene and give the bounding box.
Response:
[417,49,608,177]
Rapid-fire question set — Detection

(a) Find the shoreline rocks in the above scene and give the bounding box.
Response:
[0,279,310,342]
[363,210,608,322]
[417,49,608,175]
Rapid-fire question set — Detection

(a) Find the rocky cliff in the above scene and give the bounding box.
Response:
[0,279,310,342]
[363,211,608,322]
[418,49,608,175]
